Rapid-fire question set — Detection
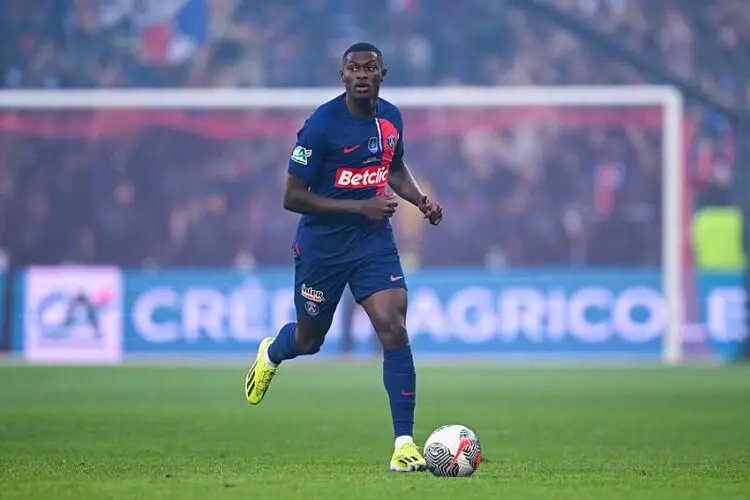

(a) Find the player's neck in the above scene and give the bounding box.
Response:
[345,94,378,118]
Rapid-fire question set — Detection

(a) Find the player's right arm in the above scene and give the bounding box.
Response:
[283,118,397,220]
[284,176,399,220]
[283,175,361,215]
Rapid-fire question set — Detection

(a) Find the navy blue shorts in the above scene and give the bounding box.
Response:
[294,247,407,322]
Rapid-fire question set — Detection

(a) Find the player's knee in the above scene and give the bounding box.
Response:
[373,316,409,350]
[296,335,324,355]
[294,323,327,355]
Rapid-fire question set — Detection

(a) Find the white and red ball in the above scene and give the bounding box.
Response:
[423,424,482,477]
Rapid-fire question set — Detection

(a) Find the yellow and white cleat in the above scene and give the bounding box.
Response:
[390,441,427,472]
[245,337,277,405]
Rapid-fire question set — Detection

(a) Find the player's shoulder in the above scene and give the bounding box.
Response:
[297,96,344,141]
[306,95,345,125]
[376,97,403,127]
[377,97,402,117]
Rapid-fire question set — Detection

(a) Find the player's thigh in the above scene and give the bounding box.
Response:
[349,250,409,349]
[294,255,348,349]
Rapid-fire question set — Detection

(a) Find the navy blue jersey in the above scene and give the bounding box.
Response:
[288,93,405,264]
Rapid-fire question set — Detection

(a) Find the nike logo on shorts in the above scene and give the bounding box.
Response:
[390,275,404,282]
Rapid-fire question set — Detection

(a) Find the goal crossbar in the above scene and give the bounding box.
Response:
[0,86,680,109]
[0,85,685,365]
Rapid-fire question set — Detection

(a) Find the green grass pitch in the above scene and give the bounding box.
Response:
[0,362,749,499]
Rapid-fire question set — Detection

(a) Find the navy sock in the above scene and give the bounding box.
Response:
[383,345,416,439]
[267,322,300,365]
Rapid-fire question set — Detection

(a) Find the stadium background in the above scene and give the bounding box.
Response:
[0,0,747,361]
[1,2,750,499]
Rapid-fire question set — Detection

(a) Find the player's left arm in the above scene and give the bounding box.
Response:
[387,155,442,226]
[387,113,442,225]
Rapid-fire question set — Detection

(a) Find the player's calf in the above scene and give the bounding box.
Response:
[361,288,422,470]
[267,316,329,365]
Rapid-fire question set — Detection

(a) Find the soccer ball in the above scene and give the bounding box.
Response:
[423,424,482,477]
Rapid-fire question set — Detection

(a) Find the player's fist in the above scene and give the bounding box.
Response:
[358,195,398,221]
[418,195,443,226]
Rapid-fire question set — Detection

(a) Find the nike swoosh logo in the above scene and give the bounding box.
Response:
[401,390,416,396]
[390,275,404,282]
[344,145,360,153]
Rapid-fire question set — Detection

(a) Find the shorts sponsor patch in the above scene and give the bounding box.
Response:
[300,283,325,303]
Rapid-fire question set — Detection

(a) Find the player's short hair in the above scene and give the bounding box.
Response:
[342,42,384,66]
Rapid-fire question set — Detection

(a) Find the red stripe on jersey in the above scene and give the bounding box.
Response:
[376,118,399,195]
[377,118,398,164]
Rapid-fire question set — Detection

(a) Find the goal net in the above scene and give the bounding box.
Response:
[0,87,697,364]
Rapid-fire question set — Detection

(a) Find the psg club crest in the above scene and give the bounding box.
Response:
[305,301,319,316]
[387,134,397,151]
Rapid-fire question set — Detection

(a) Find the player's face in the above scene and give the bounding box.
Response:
[340,51,385,100]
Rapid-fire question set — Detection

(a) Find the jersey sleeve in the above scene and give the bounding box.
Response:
[288,117,327,183]
[394,109,405,159]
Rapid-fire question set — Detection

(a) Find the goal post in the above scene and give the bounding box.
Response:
[0,86,685,364]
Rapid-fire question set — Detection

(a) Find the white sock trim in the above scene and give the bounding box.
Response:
[264,347,278,369]
[395,435,414,451]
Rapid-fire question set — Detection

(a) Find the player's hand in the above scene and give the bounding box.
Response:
[358,195,399,221]
[418,195,443,226]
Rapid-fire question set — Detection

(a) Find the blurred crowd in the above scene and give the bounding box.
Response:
[0,0,746,268]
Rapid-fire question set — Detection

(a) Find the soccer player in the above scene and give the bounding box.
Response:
[244,42,443,472]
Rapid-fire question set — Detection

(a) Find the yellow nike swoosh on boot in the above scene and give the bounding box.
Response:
[390,442,427,472]
[245,337,277,405]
